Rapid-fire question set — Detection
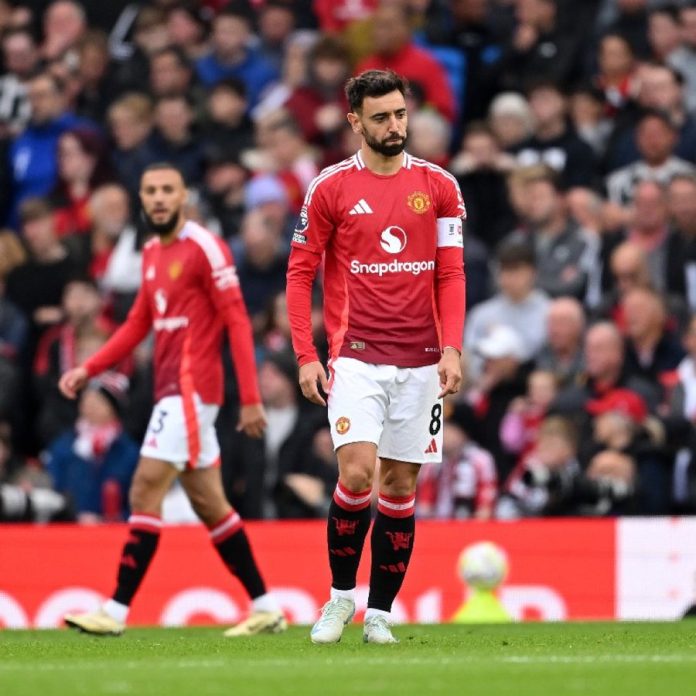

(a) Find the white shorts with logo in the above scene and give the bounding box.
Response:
[327,357,443,464]
[140,393,221,471]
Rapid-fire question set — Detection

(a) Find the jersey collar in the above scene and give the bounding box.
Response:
[355,150,412,170]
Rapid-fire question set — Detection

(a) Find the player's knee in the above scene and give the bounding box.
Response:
[187,489,226,526]
[339,464,373,493]
[380,467,418,498]
[129,473,164,514]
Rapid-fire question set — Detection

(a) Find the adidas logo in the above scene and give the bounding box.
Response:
[349,198,373,215]
[424,438,438,454]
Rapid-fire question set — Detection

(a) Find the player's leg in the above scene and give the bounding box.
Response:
[179,465,286,636]
[64,456,177,635]
[364,364,442,644]
[312,358,388,644]
[364,457,419,644]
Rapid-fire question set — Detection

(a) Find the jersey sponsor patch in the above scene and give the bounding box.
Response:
[436,217,464,248]
[335,416,351,435]
[292,231,307,245]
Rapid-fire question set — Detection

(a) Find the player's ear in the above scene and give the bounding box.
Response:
[347,112,362,134]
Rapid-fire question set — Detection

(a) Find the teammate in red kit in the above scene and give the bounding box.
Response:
[286,70,466,644]
[59,163,286,637]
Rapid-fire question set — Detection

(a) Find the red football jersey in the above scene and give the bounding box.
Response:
[287,151,466,368]
[84,221,260,406]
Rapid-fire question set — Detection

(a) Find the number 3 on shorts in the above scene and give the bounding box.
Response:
[151,409,168,434]
[429,403,442,436]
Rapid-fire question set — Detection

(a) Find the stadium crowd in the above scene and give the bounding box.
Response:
[1,0,696,522]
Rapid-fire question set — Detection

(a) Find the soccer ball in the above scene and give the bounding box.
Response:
[457,541,509,590]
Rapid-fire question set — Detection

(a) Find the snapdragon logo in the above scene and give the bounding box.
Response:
[350,259,435,276]
[380,226,407,254]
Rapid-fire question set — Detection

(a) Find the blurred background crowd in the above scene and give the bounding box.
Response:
[1,0,696,523]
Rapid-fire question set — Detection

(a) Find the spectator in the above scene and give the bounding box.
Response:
[466,238,550,362]
[596,0,651,60]
[667,174,696,311]
[44,372,138,522]
[74,31,115,124]
[536,297,586,388]
[7,72,86,226]
[0,27,40,137]
[79,185,142,320]
[671,3,696,114]
[552,321,662,460]
[647,4,683,63]
[355,4,456,122]
[488,92,536,153]
[0,233,27,420]
[107,93,159,205]
[622,286,685,397]
[510,166,598,299]
[497,415,583,518]
[285,36,350,150]
[600,180,692,302]
[201,152,249,241]
[450,122,516,252]
[112,7,170,95]
[257,350,324,518]
[608,63,696,170]
[500,369,559,463]
[149,45,199,102]
[605,111,695,205]
[257,1,296,72]
[516,81,597,189]
[594,33,639,116]
[203,78,255,163]
[5,197,80,359]
[41,0,87,62]
[33,276,117,445]
[195,8,280,109]
[499,0,583,92]
[417,420,497,520]
[166,1,210,61]
[408,109,451,169]
[464,324,533,480]
[52,128,114,238]
[236,208,289,331]
[151,94,203,185]
[568,84,613,157]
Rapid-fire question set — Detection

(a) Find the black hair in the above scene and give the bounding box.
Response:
[141,161,187,181]
[344,70,408,112]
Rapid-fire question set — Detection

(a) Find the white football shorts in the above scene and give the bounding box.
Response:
[140,393,221,471]
[327,357,443,464]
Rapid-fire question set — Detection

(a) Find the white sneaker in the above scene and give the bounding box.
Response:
[363,615,399,644]
[223,610,287,637]
[64,609,125,636]
[310,597,355,644]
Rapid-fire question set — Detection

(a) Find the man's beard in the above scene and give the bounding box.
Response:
[143,209,180,236]
[364,130,408,157]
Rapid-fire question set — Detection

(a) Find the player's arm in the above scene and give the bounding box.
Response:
[435,176,467,398]
[58,289,151,399]
[204,242,266,438]
[286,181,334,406]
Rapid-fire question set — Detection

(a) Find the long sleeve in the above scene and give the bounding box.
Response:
[435,246,466,352]
[286,246,323,366]
[222,298,261,405]
[83,289,151,377]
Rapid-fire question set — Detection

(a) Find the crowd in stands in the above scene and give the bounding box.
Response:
[2,0,696,522]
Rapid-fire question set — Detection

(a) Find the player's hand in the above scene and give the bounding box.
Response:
[58,366,89,399]
[237,403,267,438]
[438,347,462,398]
[299,361,329,406]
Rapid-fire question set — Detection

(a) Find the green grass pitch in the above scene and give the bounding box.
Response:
[2,622,696,696]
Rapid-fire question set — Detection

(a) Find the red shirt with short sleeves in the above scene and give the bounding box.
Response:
[287,151,466,368]
[83,221,260,406]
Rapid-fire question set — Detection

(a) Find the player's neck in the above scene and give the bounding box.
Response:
[360,145,404,176]
[158,217,187,245]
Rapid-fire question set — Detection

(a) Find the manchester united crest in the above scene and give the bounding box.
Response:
[407,191,431,214]
[168,260,183,280]
[335,416,351,435]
